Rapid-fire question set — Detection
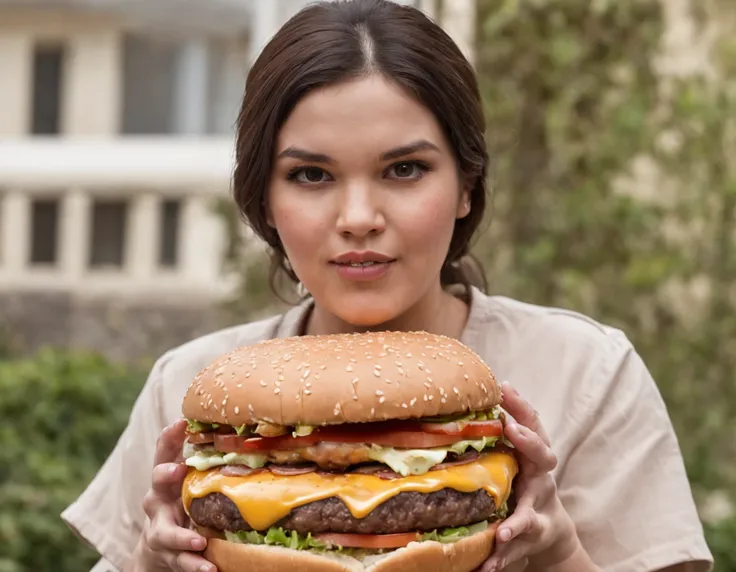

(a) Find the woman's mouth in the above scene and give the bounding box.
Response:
[329,253,396,281]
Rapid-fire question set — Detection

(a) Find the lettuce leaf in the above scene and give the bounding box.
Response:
[420,520,489,543]
[226,527,328,550]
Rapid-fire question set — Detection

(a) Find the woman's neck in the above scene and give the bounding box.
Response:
[304,283,470,340]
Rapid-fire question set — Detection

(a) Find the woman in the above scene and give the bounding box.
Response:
[62,1,713,571]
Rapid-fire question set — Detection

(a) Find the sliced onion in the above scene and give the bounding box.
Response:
[268,464,318,476]
[218,465,265,477]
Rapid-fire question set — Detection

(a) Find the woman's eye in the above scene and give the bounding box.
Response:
[387,161,427,180]
[289,167,331,184]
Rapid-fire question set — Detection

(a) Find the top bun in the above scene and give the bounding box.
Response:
[182,331,501,427]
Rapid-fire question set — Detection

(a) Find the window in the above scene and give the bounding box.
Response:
[30,198,60,265]
[158,199,181,268]
[31,44,65,135]
[89,200,128,268]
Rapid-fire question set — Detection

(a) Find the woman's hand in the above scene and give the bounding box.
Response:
[478,382,584,572]
[130,419,217,572]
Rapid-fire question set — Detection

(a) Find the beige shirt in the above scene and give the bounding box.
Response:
[62,287,714,572]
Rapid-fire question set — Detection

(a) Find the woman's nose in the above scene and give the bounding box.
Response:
[335,182,386,238]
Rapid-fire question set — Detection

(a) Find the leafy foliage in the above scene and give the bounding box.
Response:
[0,350,147,572]
[475,0,736,567]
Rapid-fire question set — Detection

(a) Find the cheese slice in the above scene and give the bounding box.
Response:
[182,451,518,531]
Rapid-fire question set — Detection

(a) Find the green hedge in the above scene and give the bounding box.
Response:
[0,349,147,572]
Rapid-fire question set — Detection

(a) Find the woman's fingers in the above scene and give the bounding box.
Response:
[146,508,208,553]
[504,421,557,473]
[496,503,541,545]
[175,551,218,572]
[154,419,189,466]
[501,381,550,445]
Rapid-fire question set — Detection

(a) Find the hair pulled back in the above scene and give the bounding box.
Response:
[233,0,489,297]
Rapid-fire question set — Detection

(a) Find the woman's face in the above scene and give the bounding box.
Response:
[267,75,470,327]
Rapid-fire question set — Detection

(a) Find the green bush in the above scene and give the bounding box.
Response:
[0,349,148,572]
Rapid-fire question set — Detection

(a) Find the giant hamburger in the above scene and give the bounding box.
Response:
[181,332,518,571]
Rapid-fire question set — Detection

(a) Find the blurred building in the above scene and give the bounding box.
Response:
[0,0,474,361]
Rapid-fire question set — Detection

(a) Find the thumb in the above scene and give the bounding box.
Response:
[154,418,189,466]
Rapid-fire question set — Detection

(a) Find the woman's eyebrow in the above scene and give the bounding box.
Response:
[277,147,334,164]
[277,139,440,164]
[380,140,440,161]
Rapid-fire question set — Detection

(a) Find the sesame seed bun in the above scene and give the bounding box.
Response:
[202,522,499,572]
[182,332,501,427]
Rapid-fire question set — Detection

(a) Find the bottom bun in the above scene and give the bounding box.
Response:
[203,522,499,572]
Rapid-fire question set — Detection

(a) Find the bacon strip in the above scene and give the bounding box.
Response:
[433,450,480,470]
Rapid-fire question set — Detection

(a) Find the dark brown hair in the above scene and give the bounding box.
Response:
[233,0,489,298]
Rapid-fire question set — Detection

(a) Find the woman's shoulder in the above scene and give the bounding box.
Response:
[467,288,633,363]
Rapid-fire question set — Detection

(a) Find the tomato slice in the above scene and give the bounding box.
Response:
[213,428,462,454]
[418,420,503,439]
[314,532,420,549]
[186,431,215,445]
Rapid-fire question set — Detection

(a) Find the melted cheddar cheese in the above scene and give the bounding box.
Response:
[182,451,518,531]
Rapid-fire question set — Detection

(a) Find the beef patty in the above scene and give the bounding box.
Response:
[189,489,496,534]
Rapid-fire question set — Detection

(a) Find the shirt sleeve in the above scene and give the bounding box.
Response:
[61,353,172,572]
[557,331,714,572]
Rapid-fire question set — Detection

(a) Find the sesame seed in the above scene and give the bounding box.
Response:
[259,380,267,387]
[375,364,382,370]
[305,389,312,395]
[346,365,354,372]
[351,377,359,385]
[453,387,460,395]
[375,389,384,396]
[353,395,359,400]
[441,397,447,404]
[423,395,428,402]
[401,403,408,408]
[424,382,431,389]
[410,398,417,407]
[234,406,240,414]
[248,404,255,413]
[464,374,469,380]
[428,395,434,401]
[385,378,392,384]
[236,383,243,388]
[274,388,281,395]
[370,407,376,417]
[379,396,386,404]
[373,370,381,377]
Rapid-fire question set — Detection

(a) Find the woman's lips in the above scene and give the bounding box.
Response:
[330,260,395,281]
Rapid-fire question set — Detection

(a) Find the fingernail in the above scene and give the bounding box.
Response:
[199,565,212,572]
[191,537,206,550]
[499,527,512,542]
[169,465,179,475]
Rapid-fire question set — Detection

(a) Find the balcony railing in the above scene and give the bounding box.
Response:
[0,137,238,298]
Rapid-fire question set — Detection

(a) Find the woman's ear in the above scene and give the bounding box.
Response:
[456,181,472,219]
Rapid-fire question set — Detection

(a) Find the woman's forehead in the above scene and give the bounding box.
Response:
[275,75,448,157]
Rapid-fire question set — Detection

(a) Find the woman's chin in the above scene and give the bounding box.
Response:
[329,301,404,329]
